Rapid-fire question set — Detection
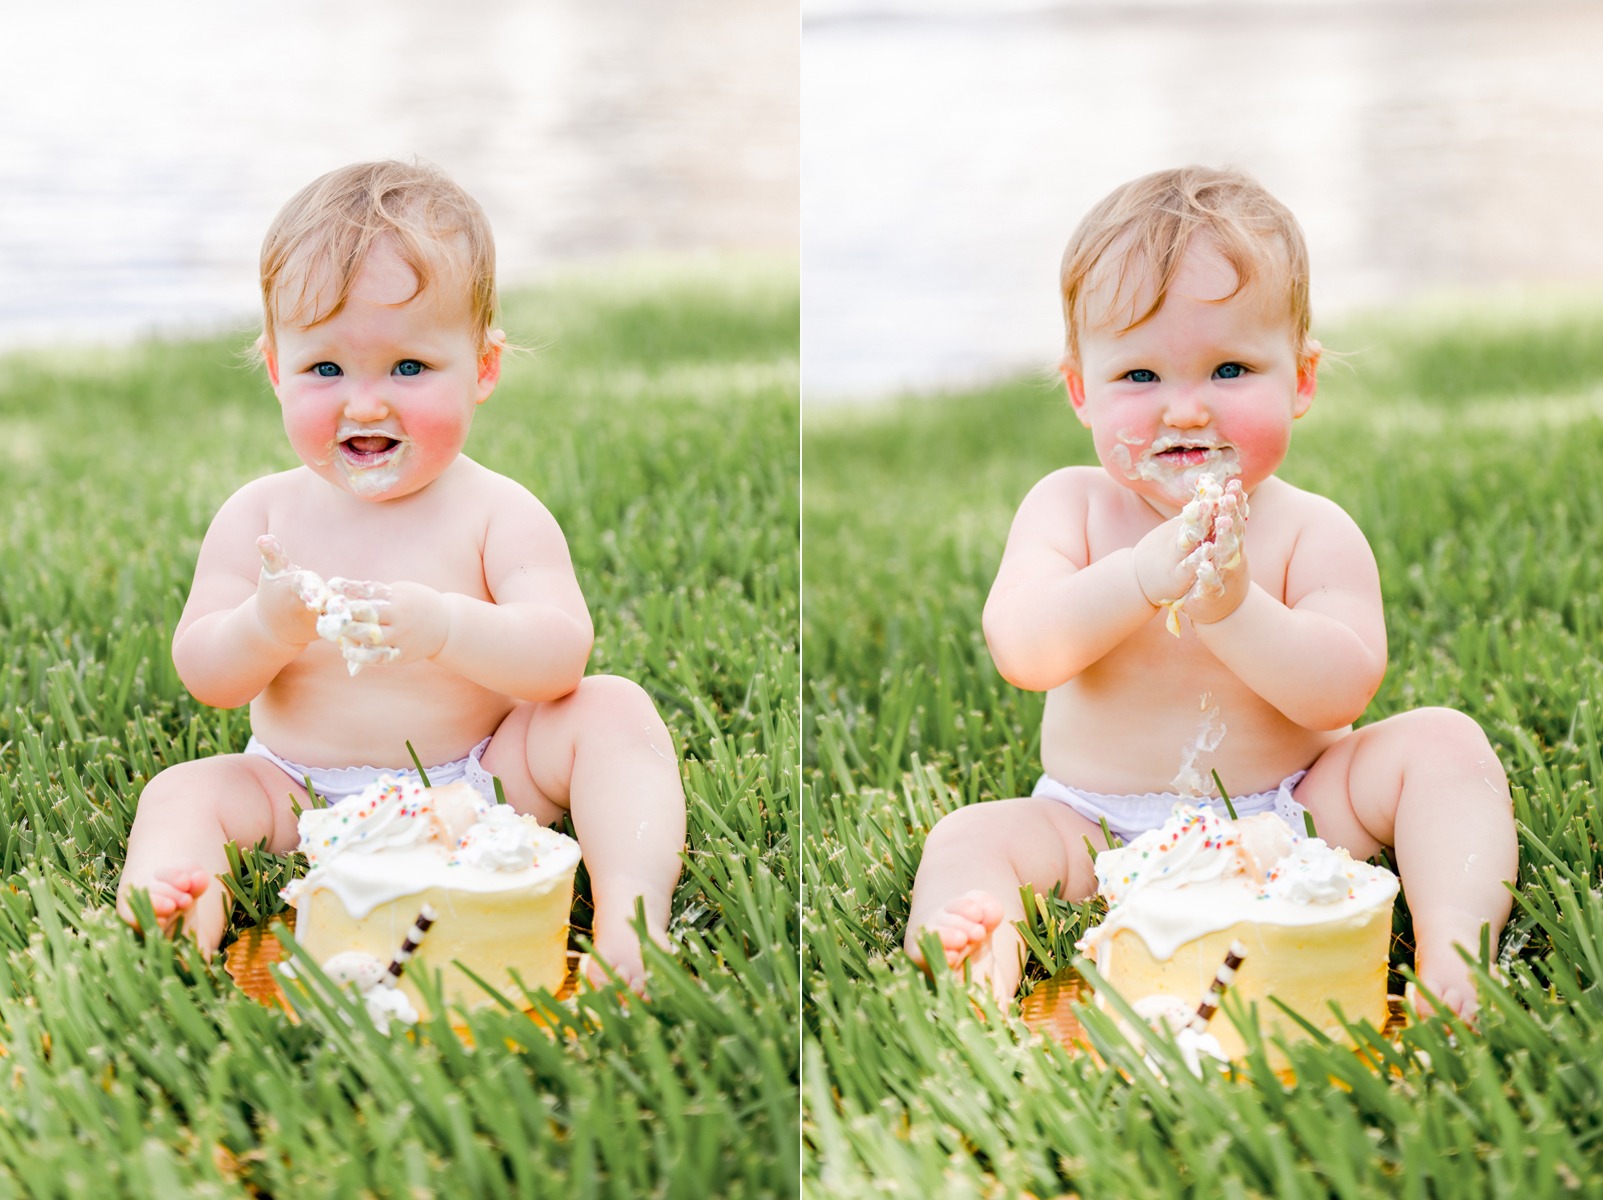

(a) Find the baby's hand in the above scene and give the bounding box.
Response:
[366,581,453,665]
[1133,518,1204,616]
[1134,477,1250,634]
[255,535,321,648]
[1184,484,1250,625]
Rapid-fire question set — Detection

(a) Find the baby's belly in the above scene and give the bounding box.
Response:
[249,645,517,770]
[1039,682,1343,799]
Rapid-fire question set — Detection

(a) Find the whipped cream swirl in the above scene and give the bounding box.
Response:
[1094,804,1242,907]
[1264,839,1354,903]
[452,806,542,871]
[298,775,438,865]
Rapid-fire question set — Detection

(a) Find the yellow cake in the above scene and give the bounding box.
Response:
[1078,804,1398,1065]
[282,775,581,1020]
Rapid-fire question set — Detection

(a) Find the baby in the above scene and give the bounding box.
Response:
[116,160,686,990]
[906,166,1517,1018]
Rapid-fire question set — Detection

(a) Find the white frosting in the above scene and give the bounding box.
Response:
[1177,475,1225,546]
[1082,803,1399,962]
[360,984,418,1033]
[452,805,540,871]
[1127,994,1228,1078]
[1264,839,1354,904]
[1112,435,1243,501]
[1170,693,1225,797]
[322,950,389,992]
[282,775,582,919]
[297,776,439,861]
[1093,804,1242,907]
[282,949,419,1034]
[332,423,414,498]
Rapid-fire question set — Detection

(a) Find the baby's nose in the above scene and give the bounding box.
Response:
[1162,385,1209,426]
[343,381,391,421]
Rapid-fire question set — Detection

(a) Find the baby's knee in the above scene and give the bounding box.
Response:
[575,673,655,713]
[559,674,671,737]
[925,803,993,854]
[1404,707,1504,770]
[132,756,286,846]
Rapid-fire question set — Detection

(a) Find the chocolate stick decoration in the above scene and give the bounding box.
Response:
[1192,940,1247,1031]
[385,903,438,984]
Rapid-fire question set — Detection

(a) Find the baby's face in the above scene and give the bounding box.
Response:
[1065,238,1316,514]
[266,239,499,502]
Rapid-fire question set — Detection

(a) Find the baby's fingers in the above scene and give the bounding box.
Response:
[256,534,292,576]
[336,621,387,648]
[341,642,401,670]
[328,576,393,604]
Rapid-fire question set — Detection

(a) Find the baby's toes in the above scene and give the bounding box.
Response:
[949,890,1005,932]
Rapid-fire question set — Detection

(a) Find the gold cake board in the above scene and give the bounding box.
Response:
[224,912,581,1026]
[1019,966,1408,1081]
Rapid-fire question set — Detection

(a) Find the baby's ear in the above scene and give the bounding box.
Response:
[258,335,279,387]
[1061,362,1092,427]
[476,330,505,403]
[1294,341,1321,417]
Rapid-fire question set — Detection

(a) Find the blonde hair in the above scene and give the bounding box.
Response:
[259,159,497,353]
[1059,166,1314,371]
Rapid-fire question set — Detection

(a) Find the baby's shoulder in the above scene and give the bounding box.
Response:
[1252,476,1366,537]
[1018,465,1114,512]
[446,456,551,517]
[207,467,313,526]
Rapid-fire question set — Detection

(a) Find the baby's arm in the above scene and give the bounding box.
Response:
[172,484,318,709]
[1193,495,1387,730]
[368,485,593,702]
[984,470,1158,691]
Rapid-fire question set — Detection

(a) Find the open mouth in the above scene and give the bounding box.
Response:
[1151,443,1220,467]
[338,434,404,468]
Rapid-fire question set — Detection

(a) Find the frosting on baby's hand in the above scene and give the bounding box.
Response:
[1159,474,1248,636]
[256,538,400,675]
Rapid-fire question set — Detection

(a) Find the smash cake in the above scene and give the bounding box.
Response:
[1078,804,1398,1064]
[280,774,581,1020]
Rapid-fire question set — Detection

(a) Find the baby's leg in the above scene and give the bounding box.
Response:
[482,675,686,992]
[905,797,1102,1006]
[1296,707,1517,1018]
[117,755,307,953]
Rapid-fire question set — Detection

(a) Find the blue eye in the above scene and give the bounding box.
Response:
[394,360,425,377]
[1124,369,1158,384]
[313,362,341,377]
[1215,362,1246,379]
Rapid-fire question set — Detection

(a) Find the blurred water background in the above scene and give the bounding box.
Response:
[803,0,1603,404]
[0,0,797,352]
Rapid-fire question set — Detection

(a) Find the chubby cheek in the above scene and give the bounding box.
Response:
[1224,408,1294,485]
[399,401,472,467]
[279,398,339,467]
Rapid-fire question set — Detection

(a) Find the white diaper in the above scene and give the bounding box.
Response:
[244,736,498,806]
[1033,770,1310,845]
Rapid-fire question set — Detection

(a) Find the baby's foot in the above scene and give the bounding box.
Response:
[117,867,211,933]
[908,890,1009,1001]
[1411,951,1483,1024]
[585,915,669,995]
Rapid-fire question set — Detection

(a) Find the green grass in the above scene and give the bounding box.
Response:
[0,255,799,1198]
[802,290,1603,1198]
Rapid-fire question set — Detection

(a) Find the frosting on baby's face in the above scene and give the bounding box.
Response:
[267,239,497,505]
[1108,430,1244,509]
[1068,239,1312,513]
